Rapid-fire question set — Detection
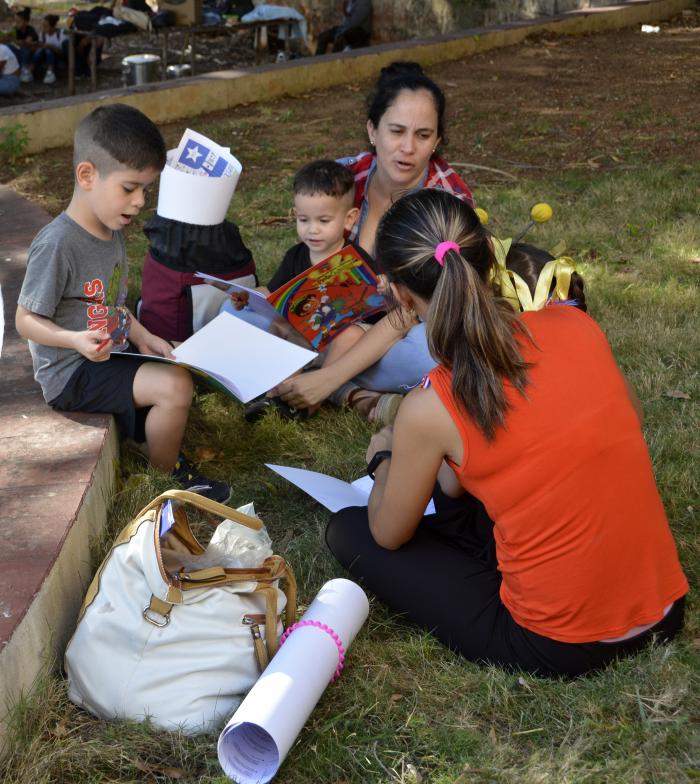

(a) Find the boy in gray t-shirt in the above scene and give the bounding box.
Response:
[16,104,230,503]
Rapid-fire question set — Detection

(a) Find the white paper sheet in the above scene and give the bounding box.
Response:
[218,579,369,784]
[265,464,436,515]
[157,148,242,225]
[172,312,316,402]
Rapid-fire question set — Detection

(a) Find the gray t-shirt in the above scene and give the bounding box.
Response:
[17,212,130,402]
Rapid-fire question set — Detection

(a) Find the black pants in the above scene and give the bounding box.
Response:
[326,489,685,678]
[315,25,370,55]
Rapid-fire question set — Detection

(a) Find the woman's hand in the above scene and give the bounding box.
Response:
[366,426,393,464]
[275,368,338,408]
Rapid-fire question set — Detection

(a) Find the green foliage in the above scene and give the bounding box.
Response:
[0,122,29,165]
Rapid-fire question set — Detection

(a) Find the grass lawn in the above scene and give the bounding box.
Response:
[1,17,698,784]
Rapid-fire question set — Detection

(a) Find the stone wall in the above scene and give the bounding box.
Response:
[481,0,617,25]
[290,0,469,44]
[282,0,618,46]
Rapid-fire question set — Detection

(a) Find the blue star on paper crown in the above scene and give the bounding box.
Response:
[177,142,230,177]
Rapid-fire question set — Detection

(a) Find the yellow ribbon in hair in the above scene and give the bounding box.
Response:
[492,243,577,312]
[525,256,576,310]
[490,237,519,311]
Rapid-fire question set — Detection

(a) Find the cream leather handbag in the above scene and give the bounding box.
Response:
[65,489,296,734]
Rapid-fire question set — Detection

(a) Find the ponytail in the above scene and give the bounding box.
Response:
[428,248,530,439]
[376,188,531,440]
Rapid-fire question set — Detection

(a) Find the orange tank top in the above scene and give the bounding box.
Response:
[428,306,688,643]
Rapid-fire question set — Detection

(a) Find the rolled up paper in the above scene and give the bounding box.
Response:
[217,578,369,783]
[157,149,242,226]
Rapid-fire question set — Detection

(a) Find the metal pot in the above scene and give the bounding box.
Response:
[122,54,162,86]
[166,63,192,79]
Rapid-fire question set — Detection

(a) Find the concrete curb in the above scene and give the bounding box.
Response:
[0,427,118,754]
[0,185,118,755]
[1,0,693,154]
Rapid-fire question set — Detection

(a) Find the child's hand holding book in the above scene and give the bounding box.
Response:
[229,291,250,311]
[128,318,175,359]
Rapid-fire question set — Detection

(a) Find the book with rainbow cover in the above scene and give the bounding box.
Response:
[266,245,385,351]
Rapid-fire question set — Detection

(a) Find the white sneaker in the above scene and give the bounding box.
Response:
[43,68,56,85]
[20,66,33,83]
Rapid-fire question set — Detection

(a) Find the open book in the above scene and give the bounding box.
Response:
[119,312,316,403]
[196,244,386,352]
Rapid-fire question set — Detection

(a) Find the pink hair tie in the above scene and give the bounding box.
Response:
[434,241,460,266]
[279,620,346,683]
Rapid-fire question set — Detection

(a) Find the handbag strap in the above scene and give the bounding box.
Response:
[254,560,297,662]
[174,554,291,590]
[137,491,299,660]
[137,489,263,530]
[281,562,297,628]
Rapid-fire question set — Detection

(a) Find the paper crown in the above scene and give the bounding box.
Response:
[156,150,242,225]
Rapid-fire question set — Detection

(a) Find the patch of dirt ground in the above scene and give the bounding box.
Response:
[5,7,699,212]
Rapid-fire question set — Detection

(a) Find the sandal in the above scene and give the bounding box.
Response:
[346,388,384,418]
[369,393,403,426]
[346,388,403,426]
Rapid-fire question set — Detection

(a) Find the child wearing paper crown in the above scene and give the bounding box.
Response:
[138,133,257,343]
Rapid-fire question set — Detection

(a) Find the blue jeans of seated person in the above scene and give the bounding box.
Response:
[9,45,32,68]
[326,322,436,407]
[32,48,60,70]
[0,73,20,96]
[353,322,436,393]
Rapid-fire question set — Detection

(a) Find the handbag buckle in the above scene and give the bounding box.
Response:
[143,606,171,627]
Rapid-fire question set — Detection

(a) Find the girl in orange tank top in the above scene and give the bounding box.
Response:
[325,189,687,677]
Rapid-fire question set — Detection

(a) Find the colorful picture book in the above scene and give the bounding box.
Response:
[197,244,386,352]
[268,245,385,351]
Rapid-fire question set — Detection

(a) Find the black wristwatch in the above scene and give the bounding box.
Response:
[367,450,392,480]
